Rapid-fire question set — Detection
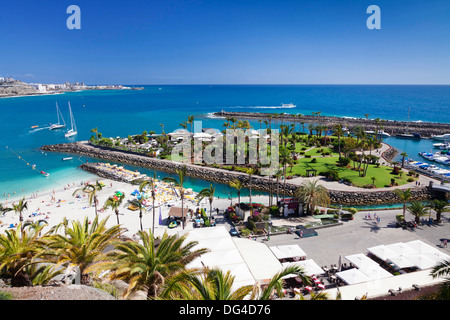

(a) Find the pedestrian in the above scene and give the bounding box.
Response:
[368,213,371,220]
[444,239,448,248]
[300,230,303,238]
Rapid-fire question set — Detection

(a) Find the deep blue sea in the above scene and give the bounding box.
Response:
[1,85,449,201]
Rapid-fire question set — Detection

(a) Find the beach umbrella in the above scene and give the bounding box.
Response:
[337,254,343,271]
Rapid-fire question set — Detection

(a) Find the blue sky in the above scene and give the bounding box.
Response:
[1,0,449,84]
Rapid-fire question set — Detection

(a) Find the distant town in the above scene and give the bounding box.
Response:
[0,76,142,97]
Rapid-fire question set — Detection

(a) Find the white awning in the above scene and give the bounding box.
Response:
[403,254,437,270]
[386,242,418,257]
[336,268,372,285]
[358,264,394,280]
[233,238,283,284]
[281,259,325,277]
[269,245,307,260]
[387,256,415,269]
[367,245,400,261]
[344,253,379,269]
[405,240,442,254]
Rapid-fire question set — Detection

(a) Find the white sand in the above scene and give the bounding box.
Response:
[0,177,273,238]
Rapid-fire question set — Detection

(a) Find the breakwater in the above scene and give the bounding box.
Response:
[40,141,434,205]
[213,111,450,138]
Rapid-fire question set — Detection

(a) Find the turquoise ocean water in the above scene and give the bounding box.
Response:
[1,85,449,202]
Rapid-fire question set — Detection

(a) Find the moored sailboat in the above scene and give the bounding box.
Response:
[49,102,66,130]
[65,102,78,138]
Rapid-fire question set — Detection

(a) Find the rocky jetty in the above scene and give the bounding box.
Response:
[213,111,450,138]
[0,79,39,97]
[41,141,434,205]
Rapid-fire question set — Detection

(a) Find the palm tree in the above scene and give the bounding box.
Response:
[163,165,187,229]
[196,184,216,224]
[90,127,99,141]
[73,181,104,216]
[126,197,145,231]
[0,202,12,216]
[294,180,330,215]
[333,124,345,163]
[103,192,125,225]
[160,265,310,300]
[279,146,293,202]
[400,152,408,168]
[429,260,450,300]
[250,265,311,300]
[428,199,449,223]
[0,223,49,287]
[46,216,123,285]
[179,120,187,130]
[160,267,253,300]
[12,197,28,230]
[229,178,244,209]
[244,167,257,216]
[394,188,412,218]
[187,115,195,133]
[138,172,157,234]
[407,201,428,224]
[86,229,208,299]
[274,169,283,205]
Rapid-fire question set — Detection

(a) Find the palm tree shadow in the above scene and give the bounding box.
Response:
[361,221,382,233]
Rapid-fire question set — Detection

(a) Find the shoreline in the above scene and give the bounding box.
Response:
[39,141,436,205]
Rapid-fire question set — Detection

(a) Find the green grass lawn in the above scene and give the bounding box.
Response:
[287,155,413,188]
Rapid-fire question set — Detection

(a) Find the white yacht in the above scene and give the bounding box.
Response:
[281,103,296,108]
[432,134,450,141]
[364,130,390,138]
[64,102,78,138]
[49,102,66,130]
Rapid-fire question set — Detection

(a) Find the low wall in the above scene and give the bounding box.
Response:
[41,142,434,205]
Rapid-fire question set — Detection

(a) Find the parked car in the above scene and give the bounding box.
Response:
[229,228,239,237]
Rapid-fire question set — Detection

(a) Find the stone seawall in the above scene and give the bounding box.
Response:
[41,141,434,205]
[213,111,450,138]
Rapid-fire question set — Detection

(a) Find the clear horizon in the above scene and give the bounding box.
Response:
[1,0,449,85]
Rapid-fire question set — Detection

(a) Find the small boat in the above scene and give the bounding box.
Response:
[432,134,450,141]
[281,103,296,108]
[396,133,421,139]
[364,130,390,138]
[62,157,73,161]
[40,171,50,177]
[433,143,447,148]
[49,102,66,130]
[31,125,39,129]
[396,107,421,139]
[65,102,78,138]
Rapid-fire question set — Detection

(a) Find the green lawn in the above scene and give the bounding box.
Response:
[287,155,413,188]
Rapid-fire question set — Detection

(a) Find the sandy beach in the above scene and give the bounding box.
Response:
[0,176,272,238]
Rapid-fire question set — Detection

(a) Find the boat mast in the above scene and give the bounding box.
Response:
[56,102,60,125]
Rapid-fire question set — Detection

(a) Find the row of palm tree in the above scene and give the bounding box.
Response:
[0,216,316,300]
[394,188,450,223]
